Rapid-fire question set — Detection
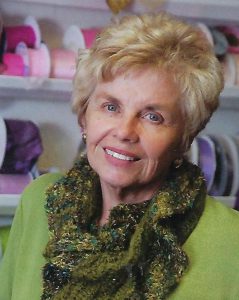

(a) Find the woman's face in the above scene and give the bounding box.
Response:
[81,68,185,193]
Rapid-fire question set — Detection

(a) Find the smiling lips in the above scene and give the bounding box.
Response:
[105,148,139,161]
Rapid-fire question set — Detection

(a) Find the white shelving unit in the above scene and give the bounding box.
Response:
[0,76,72,101]
[0,0,239,215]
[0,75,238,107]
[0,195,20,216]
[7,0,239,23]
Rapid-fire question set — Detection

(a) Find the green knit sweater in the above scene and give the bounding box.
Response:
[0,173,239,300]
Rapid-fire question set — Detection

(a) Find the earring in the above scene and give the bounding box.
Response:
[82,133,87,144]
[174,158,183,169]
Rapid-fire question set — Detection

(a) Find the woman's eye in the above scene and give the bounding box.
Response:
[105,104,117,112]
[144,112,164,123]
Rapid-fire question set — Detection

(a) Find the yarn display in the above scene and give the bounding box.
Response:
[1,14,239,83]
[186,134,239,209]
[0,117,43,197]
[0,16,101,79]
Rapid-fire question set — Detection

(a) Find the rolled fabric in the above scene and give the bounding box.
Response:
[217,26,239,54]
[210,28,229,58]
[63,25,101,51]
[220,53,237,86]
[81,28,101,48]
[2,52,29,76]
[0,173,32,194]
[215,135,234,196]
[0,119,43,174]
[50,48,76,79]
[2,39,29,76]
[197,135,216,192]
[63,25,85,52]
[209,135,228,196]
[0,29,6,64]
[16,42,51,78]
[220,135,239,197]
[231,53,239,86]
[0,117,7,169]
[229,136,239,197]
[196,23,214,46]
[28,43,50,77]
[4,15,41,52]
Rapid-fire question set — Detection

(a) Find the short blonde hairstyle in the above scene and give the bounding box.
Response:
[72,12,224,151]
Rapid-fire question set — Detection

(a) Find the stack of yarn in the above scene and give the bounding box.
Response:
[1,15,239,83]
[0,16,51,77]
[0,117,43,210]
[0,117,43,258]
[0,16,101,80]
[186,134,239,210]
[51,25,101,79]
[196,22,239,86]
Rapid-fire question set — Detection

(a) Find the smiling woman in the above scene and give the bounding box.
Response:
[81,68,184,212]
[1,12,239,300]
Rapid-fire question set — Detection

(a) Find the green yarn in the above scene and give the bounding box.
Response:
[42,156,206,299]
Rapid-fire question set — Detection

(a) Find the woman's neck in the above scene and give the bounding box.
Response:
[99,180,161,225]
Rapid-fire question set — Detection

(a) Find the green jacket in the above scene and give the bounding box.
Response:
[0,173,239,300]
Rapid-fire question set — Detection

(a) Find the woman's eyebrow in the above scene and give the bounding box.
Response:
[93,91,119,102]
[100,95,123,106]
[94,91,175,113]
[143,102,174,112]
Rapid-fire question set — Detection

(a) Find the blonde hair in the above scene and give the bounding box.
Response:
[72,12,224,151]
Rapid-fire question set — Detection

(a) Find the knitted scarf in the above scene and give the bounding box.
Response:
[42,156,206,300]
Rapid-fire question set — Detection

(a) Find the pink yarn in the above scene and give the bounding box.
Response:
[27,43,51,77]
[5,25,37,52]
[2,53,26,76]
[81,28,101,48]
[50,49,76,79]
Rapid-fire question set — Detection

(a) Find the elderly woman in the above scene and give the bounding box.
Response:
[1,12,239,300]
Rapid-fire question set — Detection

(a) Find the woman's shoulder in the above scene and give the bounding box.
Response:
[20,172,63,211]
[186,195,239,249]
[203,196,239,229]
[24,172,62,194]
[177,196,239,299]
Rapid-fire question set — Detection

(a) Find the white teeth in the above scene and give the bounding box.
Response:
[106,149,135,161]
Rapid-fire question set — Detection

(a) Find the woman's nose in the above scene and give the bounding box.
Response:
[114,116,139,143]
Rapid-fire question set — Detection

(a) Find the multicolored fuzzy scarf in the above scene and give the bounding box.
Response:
[42,156,206,299]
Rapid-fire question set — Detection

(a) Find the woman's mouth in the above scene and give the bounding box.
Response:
[104,148,139,161]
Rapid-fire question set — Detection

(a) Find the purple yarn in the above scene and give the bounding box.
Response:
[0,119,43,174]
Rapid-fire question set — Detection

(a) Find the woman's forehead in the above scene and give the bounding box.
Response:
[89,68,181,112]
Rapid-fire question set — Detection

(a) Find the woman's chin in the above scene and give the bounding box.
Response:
[99,173,136,190]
